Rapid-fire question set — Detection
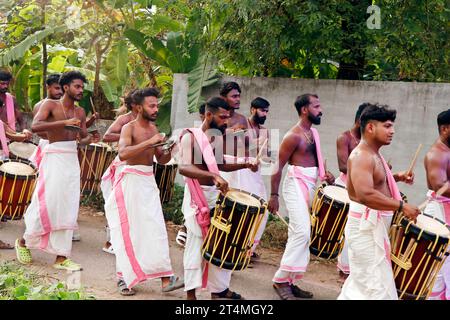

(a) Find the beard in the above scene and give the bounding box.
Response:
[210,118,226,134]
[143,111,157,122]
[67,91,83,102]
[253,114,266,125]
[308,113,322,125]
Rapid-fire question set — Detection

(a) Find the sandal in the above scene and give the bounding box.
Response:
[176,229,187,248]
[211,288,245,300]
[118,279,135,296]
[290,284,313,299]
[15,239,32,264]
[102,243,115,255]
[273,283,298,300]
[53,259,83,271]
[162,275,184,293]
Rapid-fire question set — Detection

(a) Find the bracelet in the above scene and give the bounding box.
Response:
[270,193,279,197]
[398,200,403,212]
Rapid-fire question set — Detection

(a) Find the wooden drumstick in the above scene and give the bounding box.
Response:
[406,144,423,176]
[275,211,295,233]
[89,97,97,114]
[418,181,449,211]
[256,138,268,162]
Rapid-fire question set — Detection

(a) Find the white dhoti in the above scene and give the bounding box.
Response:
[221,155,268,252]
[23,141,80,257]
[28,138,49,168]
[105,165,174,289]
[424,190,450,300]
[272,165,318,284]
[182,184,232,293]
[335,172,350,274]
[338,201,397,300]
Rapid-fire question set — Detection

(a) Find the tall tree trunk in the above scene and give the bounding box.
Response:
[41,0,47,98]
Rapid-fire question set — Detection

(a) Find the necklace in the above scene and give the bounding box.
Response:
[60,101,74,120]
[298,123,314,144]
[348,129,359,145]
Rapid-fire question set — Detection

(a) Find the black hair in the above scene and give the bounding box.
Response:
[355,102,371,123]
[124,89,138,110]
[294,93,318,115]
[251,97,270,109]
[437,109,450,133]
[59,71,87,90]
[131,87,160,105]
[219,81,241,97]
[46,73,61,86]
[205,97,230,113]
[199,103,206,115]
[360,103,397,133]
[0,70,12,82]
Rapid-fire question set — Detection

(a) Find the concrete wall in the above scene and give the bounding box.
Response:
[171,74,450,209]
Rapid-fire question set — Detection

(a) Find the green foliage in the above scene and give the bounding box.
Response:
[260,214,289,249]
[80,193,105,212]
[0,262,95,300]
[162,183,184,225]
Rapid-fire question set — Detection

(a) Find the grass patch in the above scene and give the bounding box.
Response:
[80,192,105,212]
[260,214,289,249]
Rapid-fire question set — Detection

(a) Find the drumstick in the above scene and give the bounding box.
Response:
[275,211,295,233]
[418,181,449,211]
[89,97,97,114]
[406,144,423,175]
[256,138,268,162]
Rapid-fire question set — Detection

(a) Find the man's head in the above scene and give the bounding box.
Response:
[46,73,63,99]
[437,109,450,145]
[59,71,87,101]
[360,103,397,145]
[294,93,322,125]
[354,102,371,127]
[199,103,206,122]
[124,89,138,112]
[0,70,12,94]
[205,97,231,134]
[219,81,241,110]
[250,97,270,125]
[132,87,160,122]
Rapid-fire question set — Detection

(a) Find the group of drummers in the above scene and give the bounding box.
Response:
[0,69,449,301]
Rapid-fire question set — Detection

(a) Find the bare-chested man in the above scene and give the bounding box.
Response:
[0,70,29,134]
[338,103,419,300]
[424,109,450,300]
[179,96,258,300]
[15,71,98,271]
[100,89,138,255]
[104,87,183,296]
[268,93,334,300]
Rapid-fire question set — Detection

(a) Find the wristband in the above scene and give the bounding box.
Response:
[398,200,403,212]
[270,193,279,197]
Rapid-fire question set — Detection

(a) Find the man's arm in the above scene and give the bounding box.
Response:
[13,98,25,132]
[425,151,450,198]
[102,115,127,142]
[336,134,349,174]
[118,124,164,161]
[3,121,27,142]
[32,101,78,132]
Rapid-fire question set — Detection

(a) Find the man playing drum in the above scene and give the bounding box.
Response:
[100,89,138,255]
[178,96,258,300]
[15,71,99,271]
[335,103,370,278]
[104,87,183,296]
[338,103,419,300]
[423,109,450,300]
[268,93,335,300]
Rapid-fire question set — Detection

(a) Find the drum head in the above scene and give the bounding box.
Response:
[415,214,450,238]
[9,142,37,159]
[323,185,351,204]
[88,142,112,151]
[226,190,261,207]
[0,161,35,176]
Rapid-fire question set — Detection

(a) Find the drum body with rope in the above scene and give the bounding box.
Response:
[0,159,38,220]
[390,213,450,300]
[391,192,408,227]
[310,184,350,259]
[8,141,37,162]
[153,158,178,203]
[78,143,116,196]
[202,189,267,271]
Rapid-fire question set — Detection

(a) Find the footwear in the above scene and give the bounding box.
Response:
[273,283,298,300]
[211,288,245,300]
[0,240,14,249]
[162,275,184,293]
[118,279,135,296]
[15,239,32,264]
[72,231,81,242]
[290,284,313,299]
[250,252,261,261]
[102,245,115,255]
[53,259,82,271]
[175,229,187,248]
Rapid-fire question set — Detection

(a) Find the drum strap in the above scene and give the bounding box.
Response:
[379,153,402,201]
[311,128,325,180]
[5,93,15,132]
[288,166,317,205]
[0,121,9,157]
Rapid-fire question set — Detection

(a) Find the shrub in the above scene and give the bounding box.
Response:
[162,183,184,225]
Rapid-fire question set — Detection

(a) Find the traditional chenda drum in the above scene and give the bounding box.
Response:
[153,159,178,203]
[8,141,38,162]
[310,184,351,259]
[0,159,38,220]
[390,213,450,300]
[78,142,116,196]
[202,189,267,270]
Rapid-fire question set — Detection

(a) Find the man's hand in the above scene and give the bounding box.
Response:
[396,171,414,185]
[90,132,100,144]
[65,118,81,127]
[268,195,279,214]
[22,129,33,141]
[148,133,166,146]
[245,159,259,172]
[324,171,335,185]
[402,203,420,222]
[212,175,229,194]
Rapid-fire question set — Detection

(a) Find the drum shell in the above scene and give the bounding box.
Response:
[0,159,38,220]
[310,184,349,259]
[393,214,450,300]
[153,162,178,203]
[391,192,408,227]
[202,189,266,270]
[8,141,38,162]
[78,144,116,196]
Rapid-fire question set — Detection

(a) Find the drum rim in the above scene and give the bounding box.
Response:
[317,183,350,207]
[0,159,38,179]
[80,143,113,152]
[220,188,266,213]
[400,213,450,243]
[152,161,178,169]
[7,141,38,160]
